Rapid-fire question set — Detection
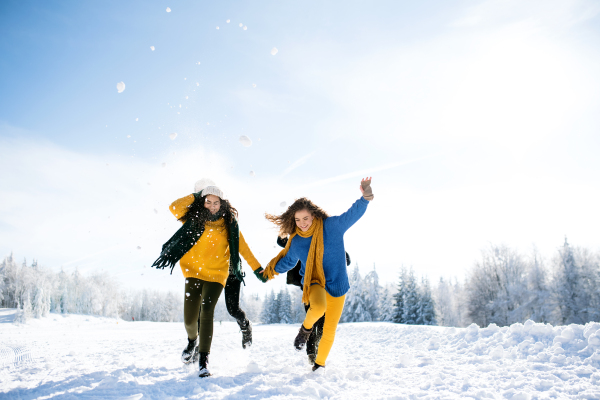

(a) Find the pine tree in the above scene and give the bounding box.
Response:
[363,265,381,321]
[402,269,419,325]
[278,288,293,323]
[341,263,369,322]
[260,290,277,324]
[554,238,581,325]
[417,277,436,325]
[379,284,395,322]
[393,267,407,323]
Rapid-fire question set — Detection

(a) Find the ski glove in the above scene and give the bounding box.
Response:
[361,179,374,201]
[254,267,268,283]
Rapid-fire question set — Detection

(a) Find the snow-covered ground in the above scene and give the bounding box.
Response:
[1,309,600,399]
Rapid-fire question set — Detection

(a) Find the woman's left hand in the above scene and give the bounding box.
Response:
[360,177,374,200]
[254,267,269,283]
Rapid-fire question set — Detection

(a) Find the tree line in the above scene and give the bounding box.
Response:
[2,238,598,327]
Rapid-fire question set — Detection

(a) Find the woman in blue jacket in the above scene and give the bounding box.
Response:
[263,178,373,370]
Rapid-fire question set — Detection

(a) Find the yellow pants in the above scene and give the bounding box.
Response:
[303,285,346,366]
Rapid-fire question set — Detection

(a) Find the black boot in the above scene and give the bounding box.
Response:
[199,352,211,377]
[294,324,313,351]
[312,362,324,372]
[307,353,316,365]
[181,337,198,364]
[238,318,252,349]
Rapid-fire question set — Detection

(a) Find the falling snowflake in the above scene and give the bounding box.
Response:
[161,163,166,167]
[226,19,230,23]
[239,135,252,147]
[150,46,155,51]
[166,7,171,12]
[243,26,247,30]
[216,26,219,30]
[169,132,177,140]
[185,96,188,99]
[137,246,141,250]
[116,81,125,93]
[135,118,138,121]
[127,135,131,138]
[239,23,243,27]
[154,209,158,214]
[252,83,257,88]
[196,82,199,86]
[271,47,278,56]
[280,202,286,207]
[249,171,255,177]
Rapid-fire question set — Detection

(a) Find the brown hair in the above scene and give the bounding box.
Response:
[179,195,238,233]
[265,197,329,237]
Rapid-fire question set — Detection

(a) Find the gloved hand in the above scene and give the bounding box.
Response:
[360,177,374,201]
[254,267,268,283]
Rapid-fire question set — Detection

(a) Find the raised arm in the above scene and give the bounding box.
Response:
[169,194,195,221]
[328,177,373,232]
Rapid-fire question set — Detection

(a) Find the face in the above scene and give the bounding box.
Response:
[204,194,221,215]
[294,209,314,232]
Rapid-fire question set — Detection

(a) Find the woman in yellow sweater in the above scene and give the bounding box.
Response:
[152,180,266,377]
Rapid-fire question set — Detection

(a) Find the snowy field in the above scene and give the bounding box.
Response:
[1,309,600,399]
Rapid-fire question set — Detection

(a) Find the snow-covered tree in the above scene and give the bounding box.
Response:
[362,265,381,321]
[260,290,278,324]
[402,269,420,325]
[278,288,293,323]
[417,277,436,325]
[379,283,395,322]
[393,267,407,324]
[342,263,370,322]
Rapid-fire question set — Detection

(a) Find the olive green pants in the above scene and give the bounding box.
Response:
[183,278,224,353]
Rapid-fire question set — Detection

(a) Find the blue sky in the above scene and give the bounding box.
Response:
[1,0,600,296]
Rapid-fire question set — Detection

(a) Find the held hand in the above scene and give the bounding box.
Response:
[360,177,374,201]
[254,267,269,283]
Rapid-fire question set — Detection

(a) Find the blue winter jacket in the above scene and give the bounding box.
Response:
[274,197,369,297]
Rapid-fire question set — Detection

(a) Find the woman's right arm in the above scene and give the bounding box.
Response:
[274,247,300,275]
[169,194,195,220]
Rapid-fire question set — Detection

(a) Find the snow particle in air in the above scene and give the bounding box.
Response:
[137,246,141,250]
[243,26,247,30]
[239,23,243,27]
[196,82,199,86]
[169,132,178,140]
[127,135,131,138]
[249,171,255,177]
[154,209,158,214]
[185,96,188,99]
[186,293,190,297]
[239,135,252,147]
[162,163,167,168]
[116,81,126,93]
[216,26,220,30]
[166,7,171,12]
[196,62,201,65]
[280,202,286,207]
[252,83,257,88]
[150,46,155,51]
[271,47,278,56]
[226,19,230,23]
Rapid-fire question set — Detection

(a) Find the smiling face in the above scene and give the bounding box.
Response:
[294,209,314,232]
[204,194,221,215]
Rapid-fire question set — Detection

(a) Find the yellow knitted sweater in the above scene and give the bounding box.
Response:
[170,194,261,286]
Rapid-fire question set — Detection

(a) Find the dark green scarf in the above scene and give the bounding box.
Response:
[151,196,245,284]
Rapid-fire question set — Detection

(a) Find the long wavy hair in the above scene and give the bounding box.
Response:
[179,195,238,233]
[265,197,329,237]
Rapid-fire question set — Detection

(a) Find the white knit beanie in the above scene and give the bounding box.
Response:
[194,178,225,199]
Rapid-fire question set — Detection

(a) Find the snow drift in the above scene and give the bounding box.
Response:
[2,310,600,399]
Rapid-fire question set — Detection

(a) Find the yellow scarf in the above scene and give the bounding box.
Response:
[264,218,326,304]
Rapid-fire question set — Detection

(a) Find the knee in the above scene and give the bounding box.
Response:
[309,302,326,316]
